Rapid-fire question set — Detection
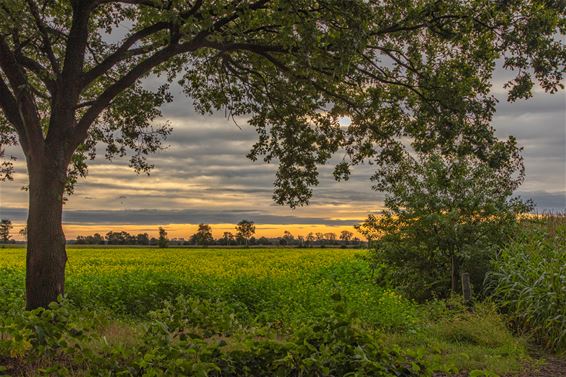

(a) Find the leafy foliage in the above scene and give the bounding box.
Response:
[0,219,12,243]
[0,295,428,376]
[158,226,169,248]
[486,217,566,351]
[0,0,563,203]
[235,220,256,246]
[190,224,215,246]
[0,247,428,376]
[0,246,532,375]
[357,148,532,301]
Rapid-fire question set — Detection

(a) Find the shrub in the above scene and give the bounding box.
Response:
[1,294,430,376]
[129,293,429,377]
[357,149,531,302]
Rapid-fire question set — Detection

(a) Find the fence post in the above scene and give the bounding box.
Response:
[461,272,472,305]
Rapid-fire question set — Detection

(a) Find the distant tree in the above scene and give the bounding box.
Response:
[340,231,354,243]
[19,226,28,242]
[158,227,169,249]
[282,231,294,244]
[297,235,305,248]
[222,232,235,246]
[354,220,382,248]
[0,219,12,243]
[306,233,316,247]
[235,234,246,246]
[325,233,337,244]
[190,224,214,246]
[85,233,105,245]
[236,220,256,247]
[76,233,105,245]
[315,233,325,244]
[359,146,532,301]
[136,233,150,246]
[257,237,271,246]
[105,231,133,245]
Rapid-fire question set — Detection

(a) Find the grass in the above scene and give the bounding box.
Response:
[384,299,528,375]
[0,246,531,375]
[487,218,566,352]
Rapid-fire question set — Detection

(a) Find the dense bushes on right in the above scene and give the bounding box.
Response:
[487,216,566,351]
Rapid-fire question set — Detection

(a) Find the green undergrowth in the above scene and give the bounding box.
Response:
[0,247,533,376]
[487,218,566,352]
[384,298,529,376]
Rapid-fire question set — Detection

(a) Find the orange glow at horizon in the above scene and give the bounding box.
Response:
[9,222,364,241]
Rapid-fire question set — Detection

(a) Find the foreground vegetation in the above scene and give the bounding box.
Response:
[488,217,566,352]
[1,245,549,376]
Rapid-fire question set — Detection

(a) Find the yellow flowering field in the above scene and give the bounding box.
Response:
[0,246,416,329]
[0,246,529,375]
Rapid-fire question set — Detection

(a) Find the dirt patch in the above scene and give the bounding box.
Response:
[511,355,566,377]
[433,353,566,377]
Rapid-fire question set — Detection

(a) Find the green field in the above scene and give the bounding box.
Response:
[0,247,530,376]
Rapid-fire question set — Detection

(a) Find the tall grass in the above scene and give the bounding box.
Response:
[487,214,566,351]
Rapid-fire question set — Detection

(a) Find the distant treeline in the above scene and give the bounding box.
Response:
[71,228,364,247]
[1,218,365,247]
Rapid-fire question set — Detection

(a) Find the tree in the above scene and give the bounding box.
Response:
[190,224,214,246]
[340,231,354,244]
[236,220,256,247]
[105,230,133,245]
[19,226,28,242]
[358,144,532,301]
[257,236,271,246]
[222,232,235,246]
[0,1,562,309]
[135,233,150,245]
[158,227,168,248]
[306,233,316,247]
[324,233,337,244]
[0,219,13,243]
[280,230,294,245]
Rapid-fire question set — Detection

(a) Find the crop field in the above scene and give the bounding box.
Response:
[0,247,415,325]
[0,246,533,376]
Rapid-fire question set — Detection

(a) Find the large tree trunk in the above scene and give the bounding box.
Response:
[25,158,68,310]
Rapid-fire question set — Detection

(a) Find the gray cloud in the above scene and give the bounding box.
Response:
[0,207,363,226]
[517,191,566,211]
[1,76,564,224]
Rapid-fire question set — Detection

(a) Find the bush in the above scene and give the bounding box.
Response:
[0,294,430,376]
[357,149,530,302]
[123,293,429,377]
[486,217,566,351]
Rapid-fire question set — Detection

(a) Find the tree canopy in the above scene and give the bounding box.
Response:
[1,0,564,203]
[357,144,533,300]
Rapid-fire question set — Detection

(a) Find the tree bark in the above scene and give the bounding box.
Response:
[25,157,68,310]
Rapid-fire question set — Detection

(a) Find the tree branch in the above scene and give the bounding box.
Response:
[73,39,205,151]
[0,37,44,153]
[14,52,56,94]
[25,0,61,74]
[81,22,171,87]
[0,76,24,134]
[60,1,92,90]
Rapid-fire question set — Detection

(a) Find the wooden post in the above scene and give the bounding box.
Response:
[461,272,472,305]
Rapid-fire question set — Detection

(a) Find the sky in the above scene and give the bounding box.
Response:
[0,75,565,240]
